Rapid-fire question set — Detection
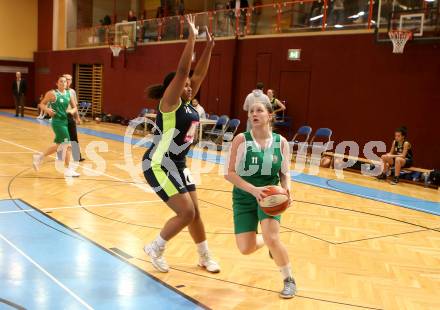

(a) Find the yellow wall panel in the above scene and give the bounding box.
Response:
[0,0,38,60]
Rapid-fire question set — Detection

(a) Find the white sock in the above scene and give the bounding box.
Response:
[280,263,292,279]
[154,234,167,248]
[196,240,209,255]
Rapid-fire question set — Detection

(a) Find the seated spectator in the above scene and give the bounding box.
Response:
[128,10,137,22]
[100,15,112,26]
[377,126,413,185]
[191,98,206,119]
[267,89,286,120]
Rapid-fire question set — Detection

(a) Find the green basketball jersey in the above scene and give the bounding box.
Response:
[232,131,283,203]
[51,89,70,123]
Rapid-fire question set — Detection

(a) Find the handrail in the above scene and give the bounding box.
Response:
[67,0,379,49]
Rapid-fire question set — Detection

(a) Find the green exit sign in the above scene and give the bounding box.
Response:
[287,49,301,61]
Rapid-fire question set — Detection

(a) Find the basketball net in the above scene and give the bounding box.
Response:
[388,30,412,54]
[110,45,122,57]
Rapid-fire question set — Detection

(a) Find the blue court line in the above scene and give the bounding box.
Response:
[291,173,440,216]
[0,199,204,310]
[1,111,439,216]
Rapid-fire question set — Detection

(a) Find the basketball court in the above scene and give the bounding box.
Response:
[1,0,439,309]
[0,110,438,309]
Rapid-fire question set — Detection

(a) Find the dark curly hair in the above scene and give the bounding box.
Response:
[395,125,408,138]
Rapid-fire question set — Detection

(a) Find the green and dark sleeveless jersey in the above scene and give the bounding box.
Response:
[233,131,283,203]
[270,98,283,119]
[51,89,70,123]
[394,140,413,161]
[145,98,200,169]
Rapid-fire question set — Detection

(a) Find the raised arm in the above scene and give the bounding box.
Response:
[190,27,215,97]
[38,91,56,117]
[161,15,198,112]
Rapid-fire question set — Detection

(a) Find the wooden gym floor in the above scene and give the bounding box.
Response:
[0,110,439,310]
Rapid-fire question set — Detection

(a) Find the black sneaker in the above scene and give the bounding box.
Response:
[269,250,273,259]
[280,276,296,299]
[390,176,399,185]
[79,157,85,162]
[377,173,387,180]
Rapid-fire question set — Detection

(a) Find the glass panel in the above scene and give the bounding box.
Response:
[279,1,322,33]
[160,15,182,41]
[68,25,109,48]
[246,4,279,35]
[212,7,235,36]
[327,0,371,30]
[139,19,160,43]
[65,0,388,48]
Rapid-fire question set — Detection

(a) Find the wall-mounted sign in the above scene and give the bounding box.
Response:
[287,49,301,61]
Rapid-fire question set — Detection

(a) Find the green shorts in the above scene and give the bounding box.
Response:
[51,120,70,144]
[232,196,281,234]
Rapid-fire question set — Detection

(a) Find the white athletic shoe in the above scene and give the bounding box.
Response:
[32,153,42,171]
[144,242,169,273]
[64,168,80,177]
[198,252,220,273]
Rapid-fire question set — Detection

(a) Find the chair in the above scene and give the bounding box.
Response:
[310,128,332,144]
[219,115,230,122]
[78,102,91,121]
[205,115,229,140]
[289,125,312,155]
[209,114,219,120]
[222,119,241,142]
[308,127,333,162]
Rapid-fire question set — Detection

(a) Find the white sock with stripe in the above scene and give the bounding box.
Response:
[280,263,292,280]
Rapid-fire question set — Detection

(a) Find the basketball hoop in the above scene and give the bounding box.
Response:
[388,30,412,54]
[110,45,122,57]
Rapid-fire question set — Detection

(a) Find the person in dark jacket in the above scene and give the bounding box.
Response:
[12,72,27,117]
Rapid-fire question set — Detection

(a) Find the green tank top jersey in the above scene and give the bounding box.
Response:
[232,131,283,203]
[51,89,70,123]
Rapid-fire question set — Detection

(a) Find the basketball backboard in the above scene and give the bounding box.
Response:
[114,21,137,50]
[375,0,440,43]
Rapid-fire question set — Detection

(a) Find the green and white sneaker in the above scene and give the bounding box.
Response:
[144,242,169,273]
[280,277,296,299]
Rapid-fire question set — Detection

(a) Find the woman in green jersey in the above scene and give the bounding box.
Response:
[224,101,296,299]
[32,76,80,177]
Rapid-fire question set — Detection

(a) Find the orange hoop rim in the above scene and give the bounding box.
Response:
[388,29,413,39]
[388,30,412,54]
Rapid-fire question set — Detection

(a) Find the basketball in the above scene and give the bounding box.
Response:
[259,186,289,216]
